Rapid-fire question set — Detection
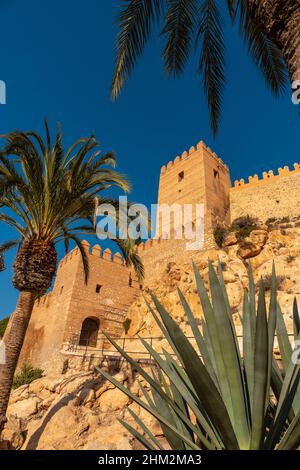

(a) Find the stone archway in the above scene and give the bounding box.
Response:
[79,317,99,348]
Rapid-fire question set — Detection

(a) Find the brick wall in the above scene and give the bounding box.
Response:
[18,242,140,372]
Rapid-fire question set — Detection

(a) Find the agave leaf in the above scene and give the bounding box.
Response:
[126,407,165,450]
[100,332,213,443]
[208,261,249,448]
[293,298,300,339]
[277,407,300,450]
[151,385,187,450]
[275,332,300,418]
[139,337,221,448]
[97,366,200,450]
[250,281,269,450]
[202,319,218,380]
[144,297,183,361]
[271,358,283,402]
[150,291,239,450]
[248,263,256,342]
[178,288,218,384]
[265,368,300,449]
[218,259,245,380]
[157,366,195,448]
[267,263,278,411]
[165,350,222,444]
[276,303,293,372]
[192,261,234,424]
[243,289,254,416]
[118,418,157,450]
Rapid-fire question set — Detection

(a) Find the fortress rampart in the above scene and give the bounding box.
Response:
[230,163,300,222]
[18,139,300,373]
[18,241,141,372]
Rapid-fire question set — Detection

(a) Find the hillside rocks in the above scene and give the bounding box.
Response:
[2,369,152,450]
[125,225,300,337]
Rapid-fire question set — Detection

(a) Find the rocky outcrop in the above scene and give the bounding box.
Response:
[2,368,158,450]
[125,224,300,337]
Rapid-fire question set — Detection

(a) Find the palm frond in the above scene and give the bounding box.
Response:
[111,0,162,100]
[162,0,198,76]
[196,0,226,135]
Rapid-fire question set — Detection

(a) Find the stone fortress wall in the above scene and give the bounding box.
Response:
[18,138,300,372]
[230,164,300,222]
[18,241,141,372]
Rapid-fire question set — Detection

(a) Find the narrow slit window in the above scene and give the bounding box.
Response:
[178,171,185,182]
[96,284,102,294]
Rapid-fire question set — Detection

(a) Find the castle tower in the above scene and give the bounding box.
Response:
[18,243,140,373]
[156,141,231,247]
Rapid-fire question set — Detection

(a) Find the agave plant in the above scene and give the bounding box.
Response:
[97,261,300,450]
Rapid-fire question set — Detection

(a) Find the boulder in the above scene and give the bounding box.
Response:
[249,230,268,247]
[223,232,238,247]
[98,387,130,413]
[237,242,262,259]
[7,396,40,419]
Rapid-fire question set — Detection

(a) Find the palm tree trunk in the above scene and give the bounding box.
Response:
[249,0,300,81]
[0,291,35,434]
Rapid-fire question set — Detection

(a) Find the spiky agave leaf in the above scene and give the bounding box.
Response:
[97,262,300,450]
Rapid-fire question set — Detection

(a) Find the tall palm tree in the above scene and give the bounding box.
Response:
[0,123,143,433]
[111,0,298,134]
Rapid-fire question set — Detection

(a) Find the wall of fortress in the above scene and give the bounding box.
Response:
[230,164,300,223]
[18,242,140,373]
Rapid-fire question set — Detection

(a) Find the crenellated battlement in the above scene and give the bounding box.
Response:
[231,163,300,191]
[160,140,228,175]
[58,240,126,269]
[135,237,165,254]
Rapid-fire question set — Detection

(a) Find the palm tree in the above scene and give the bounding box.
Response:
[111,0,298,134]
[0,122,143,433]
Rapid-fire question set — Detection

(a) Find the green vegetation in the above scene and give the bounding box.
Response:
[12,364,43,390]
[229,216,259,240]
[0,317,9,338]
[214,216,259,247]
[98,262,300,450]
[213,225,227,248]
[257,274,285,292]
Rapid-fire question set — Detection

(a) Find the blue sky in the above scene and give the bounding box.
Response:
[0,0,299,319]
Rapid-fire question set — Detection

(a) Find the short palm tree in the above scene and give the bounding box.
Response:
[111,1,298,133]
[0,123,143,433]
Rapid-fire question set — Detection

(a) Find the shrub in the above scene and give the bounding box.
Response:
[230,216,259,240]
[12,364,43,390]
[280,216,290,224]
[266,217,276,226]
[98,263,300,450]
[258,274,285,291]
[213,225,227,248]
[0,316,9,338]
[123,318,132,335]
